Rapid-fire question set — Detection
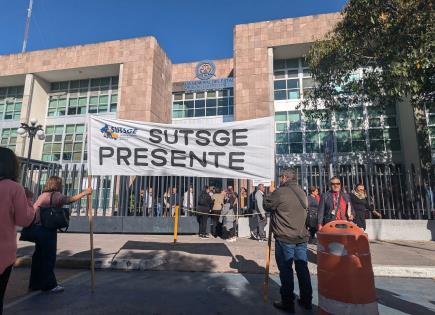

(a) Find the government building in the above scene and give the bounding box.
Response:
[0,12,431,224]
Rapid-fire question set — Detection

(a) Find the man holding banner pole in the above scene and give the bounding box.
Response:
[264,168,312,313]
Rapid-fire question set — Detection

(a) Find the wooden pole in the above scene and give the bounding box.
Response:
[87,175,96,292]
[263,181,275,302]
[263,223,273,303]
[173,205,180,244]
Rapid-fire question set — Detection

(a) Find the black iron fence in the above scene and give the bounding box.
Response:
[19,158,434,221]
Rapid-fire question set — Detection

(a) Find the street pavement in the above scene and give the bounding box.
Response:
[4,269,435,315]
[15,234,435,277]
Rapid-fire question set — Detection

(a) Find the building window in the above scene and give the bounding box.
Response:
[172,88,233,119]
[48,76,118,117]
[42,124,86,162]
[0,86,24,120]
[273,58,311,101]
[367,104,400,152]
[0,128,17,151]
[275,104,400,156]
[426,103,435,152]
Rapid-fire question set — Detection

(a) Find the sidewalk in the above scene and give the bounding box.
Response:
[15,234,435,278]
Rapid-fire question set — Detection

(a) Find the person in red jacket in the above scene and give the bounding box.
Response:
[0,147,35,315]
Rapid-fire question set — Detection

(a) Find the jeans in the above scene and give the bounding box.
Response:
[275,240,312,303]
[155,203,162,217]
[29,225,58,291]
[0,265,12,315]
[257,215,267,238]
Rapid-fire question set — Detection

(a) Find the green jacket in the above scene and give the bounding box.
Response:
[264,180,309,244]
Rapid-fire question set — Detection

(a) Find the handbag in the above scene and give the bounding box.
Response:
[19,222,37,243]
[39,192,70,231]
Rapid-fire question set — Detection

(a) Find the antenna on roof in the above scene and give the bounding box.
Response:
[22,0,34,53]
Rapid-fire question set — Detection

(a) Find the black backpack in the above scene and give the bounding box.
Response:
[39,192,70,231]
[198,191,210,207]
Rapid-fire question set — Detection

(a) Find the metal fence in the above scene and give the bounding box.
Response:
[19,158,434,221]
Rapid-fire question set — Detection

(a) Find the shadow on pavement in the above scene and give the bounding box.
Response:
[377,288,435,315]
[5,257,286,315]
[119,240,233,257]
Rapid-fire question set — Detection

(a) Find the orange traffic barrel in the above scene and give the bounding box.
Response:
[317,220,378,315]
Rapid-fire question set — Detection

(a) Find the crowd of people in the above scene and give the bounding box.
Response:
[1,143,385,314]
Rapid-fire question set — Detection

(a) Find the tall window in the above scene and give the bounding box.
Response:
[273,58,312,101]
[274,105,400,156]
[0,86,24,120]
[48,77,118,117]
[367,104,400,151]
[42,124,86,162]
[425,103,435,153]
[172,88,233,119]
[0,128,17,151]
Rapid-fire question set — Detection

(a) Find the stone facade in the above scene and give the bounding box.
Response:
[0,37,173,123]
[233,12,341,120]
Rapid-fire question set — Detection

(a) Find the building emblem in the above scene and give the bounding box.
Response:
[195,60,216,80]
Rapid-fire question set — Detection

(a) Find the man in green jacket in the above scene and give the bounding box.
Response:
[264,168,312,313]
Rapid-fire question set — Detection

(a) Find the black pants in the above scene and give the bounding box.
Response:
[29,225,57,291]
[198,214,208,235]
[0,265,12,315]
[210,211,221,237]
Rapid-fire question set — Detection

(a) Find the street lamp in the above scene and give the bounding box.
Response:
[17,118,45,163]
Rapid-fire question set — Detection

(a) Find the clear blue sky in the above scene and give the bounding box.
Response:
[0,0,346,63]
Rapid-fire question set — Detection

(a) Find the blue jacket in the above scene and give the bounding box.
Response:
[318,191,353,225]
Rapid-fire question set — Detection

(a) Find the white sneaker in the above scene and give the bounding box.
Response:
[50,285,64,293]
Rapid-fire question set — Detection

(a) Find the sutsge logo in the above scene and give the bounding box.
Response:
[195,60,216,80]
[100,124,137,140]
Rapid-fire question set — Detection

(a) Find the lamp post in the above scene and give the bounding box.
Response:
[17,118,45,163]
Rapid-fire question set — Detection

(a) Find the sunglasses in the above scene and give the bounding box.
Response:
[330,182,341,186]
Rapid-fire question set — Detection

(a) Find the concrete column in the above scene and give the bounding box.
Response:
[267,48,275,114]
[14,74,34,157]
[23,75,50,160]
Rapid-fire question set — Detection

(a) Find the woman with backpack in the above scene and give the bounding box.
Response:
[29,176,92,293]
[0,147,35,315]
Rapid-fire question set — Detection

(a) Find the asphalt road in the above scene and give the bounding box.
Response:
[4,269,435,315]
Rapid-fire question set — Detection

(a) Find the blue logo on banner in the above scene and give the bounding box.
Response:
[195,60,216,80]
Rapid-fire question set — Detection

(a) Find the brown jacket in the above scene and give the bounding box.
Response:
[264,180,309,244]
[211,192,225,212]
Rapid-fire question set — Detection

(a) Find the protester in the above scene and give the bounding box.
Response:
[144,187,154,216]
[163,188,171,217]
[0,147,35,315]
[183,186,194,216]
[264,168,312,312]
[220,193,237,242]
[254,184,267,241]
[317,176,354,231]
[240,187,248,214]
[350,183,382,230]
[30,176,92,293]
[170,187,180,216]
[307,186,320,243]
[197,186,212,238]
[211,187,225,237]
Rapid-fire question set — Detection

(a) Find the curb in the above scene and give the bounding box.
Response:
[15,256,435,278]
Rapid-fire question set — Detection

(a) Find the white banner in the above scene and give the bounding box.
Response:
[87,116,275,180]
